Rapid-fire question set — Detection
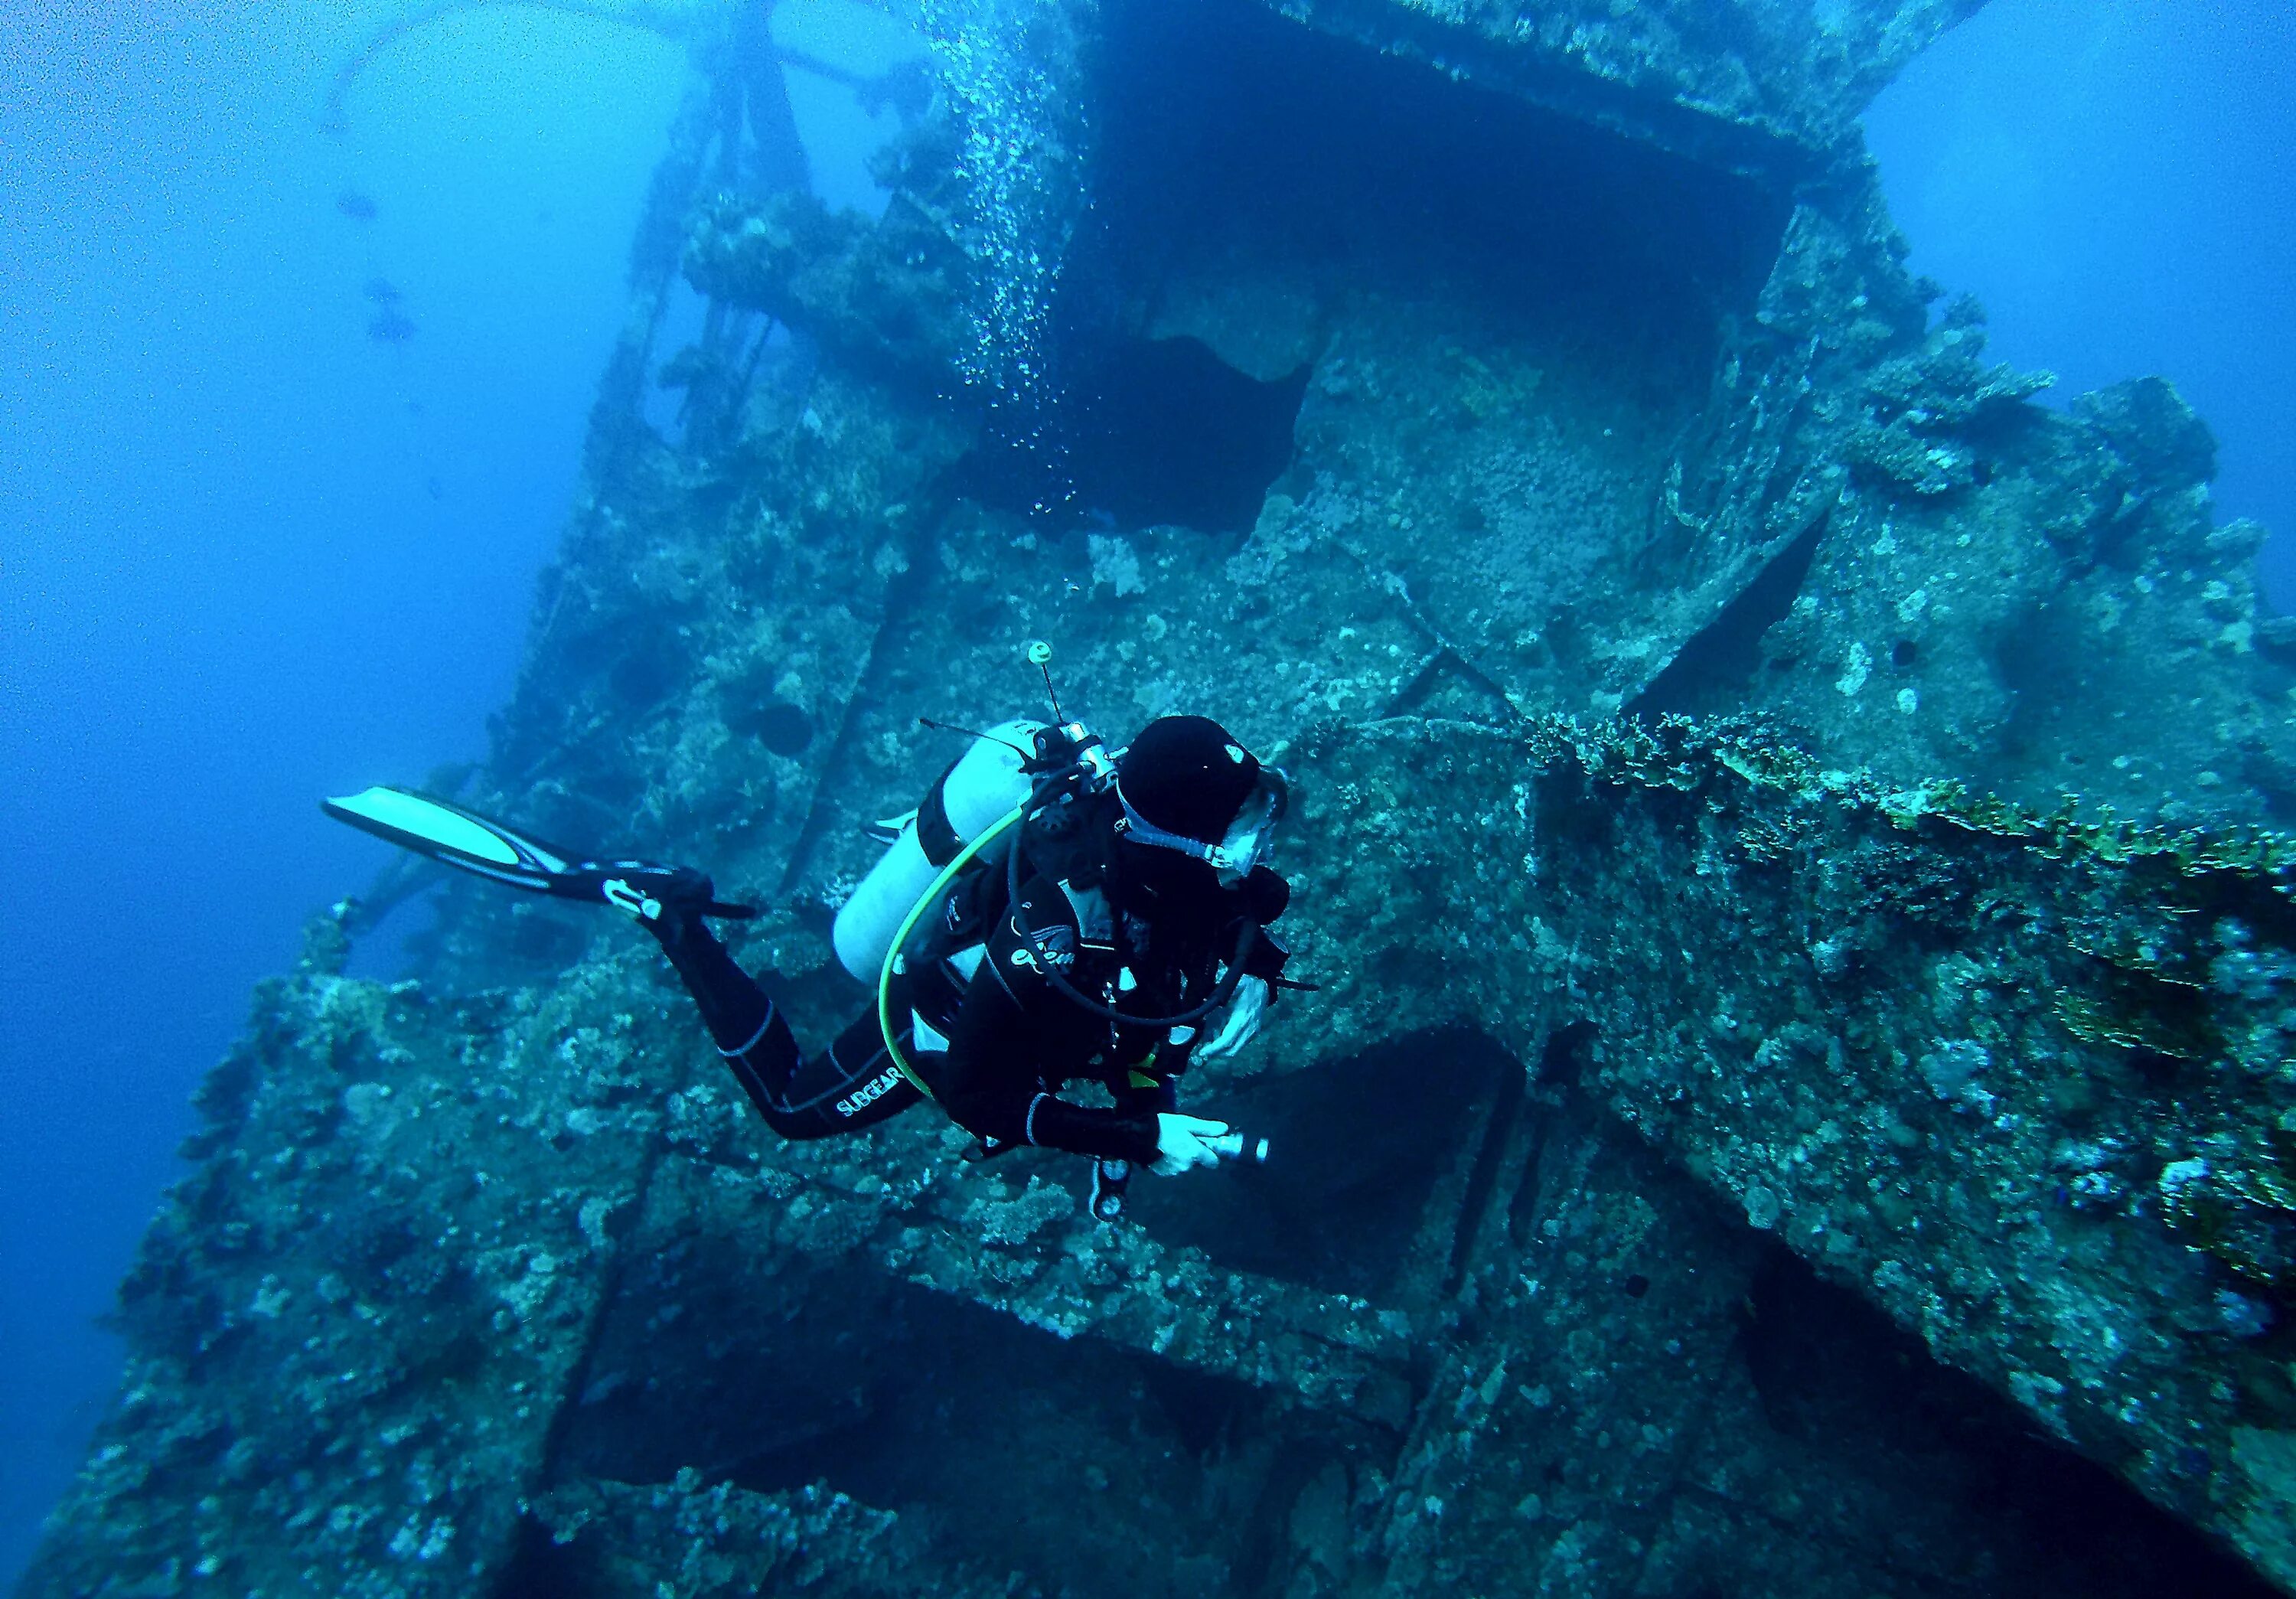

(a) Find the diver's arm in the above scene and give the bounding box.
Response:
[1234,866,1293,985]
[938,974,1164,1163]
[1239,931,1290,986]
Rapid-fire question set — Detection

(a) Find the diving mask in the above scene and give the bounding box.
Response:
[1117,767,1289,886]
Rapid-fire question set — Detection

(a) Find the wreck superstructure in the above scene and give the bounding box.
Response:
[25,2,2296,1595]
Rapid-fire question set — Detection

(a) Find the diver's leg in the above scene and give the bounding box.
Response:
[763,1007,923,1134]
[647,910,807,1127]
[648,910,921,1140]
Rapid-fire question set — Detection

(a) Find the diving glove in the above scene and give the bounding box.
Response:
[1149,1114,1233,1177]
[1195,975,1270,1062]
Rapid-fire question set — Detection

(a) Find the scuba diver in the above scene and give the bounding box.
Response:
[325,661,1295,1219]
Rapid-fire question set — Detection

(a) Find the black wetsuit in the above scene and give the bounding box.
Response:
[649,807,1290,1164]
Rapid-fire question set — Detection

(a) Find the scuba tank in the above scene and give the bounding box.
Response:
[832,718,1042,984]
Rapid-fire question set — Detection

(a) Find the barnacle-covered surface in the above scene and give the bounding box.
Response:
[1289,716,2296,1579]
[1240,0,1988,176]
[26,0,2296,1594]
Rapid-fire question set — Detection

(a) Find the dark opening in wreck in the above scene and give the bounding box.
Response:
[510,1026,2270,1599]
[1081,0,1792,325]
[951,336,1311,533]
[1626,516,1829,719]
[535,1274,1394,1599]
[953,0,1794,540]
[1127,1028,1517,1299]
[1743,1249,2280,1599]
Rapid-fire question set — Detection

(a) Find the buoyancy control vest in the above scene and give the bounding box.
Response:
[836,717,1278,1097]
[1002,723,1262,1032]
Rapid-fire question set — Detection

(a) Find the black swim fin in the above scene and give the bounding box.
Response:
[322,785,755,922]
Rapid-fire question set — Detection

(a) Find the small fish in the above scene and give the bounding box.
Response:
[424,475,443,501]
[363,276,402,305]
[367,308,416,344]
[336,189,378,222]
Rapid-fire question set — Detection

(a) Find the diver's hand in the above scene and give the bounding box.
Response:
[1196,976,1270,1062]
[1149,1114,1232,1177]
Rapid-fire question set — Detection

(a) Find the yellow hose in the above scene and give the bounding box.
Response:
[875,804,1025,1097]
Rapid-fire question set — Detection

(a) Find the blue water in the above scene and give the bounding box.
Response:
[1864,0,2296,604]
[0,0,2287,1584]
[0,10,684,1568]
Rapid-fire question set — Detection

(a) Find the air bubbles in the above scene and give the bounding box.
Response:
[917,0,1088,401]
